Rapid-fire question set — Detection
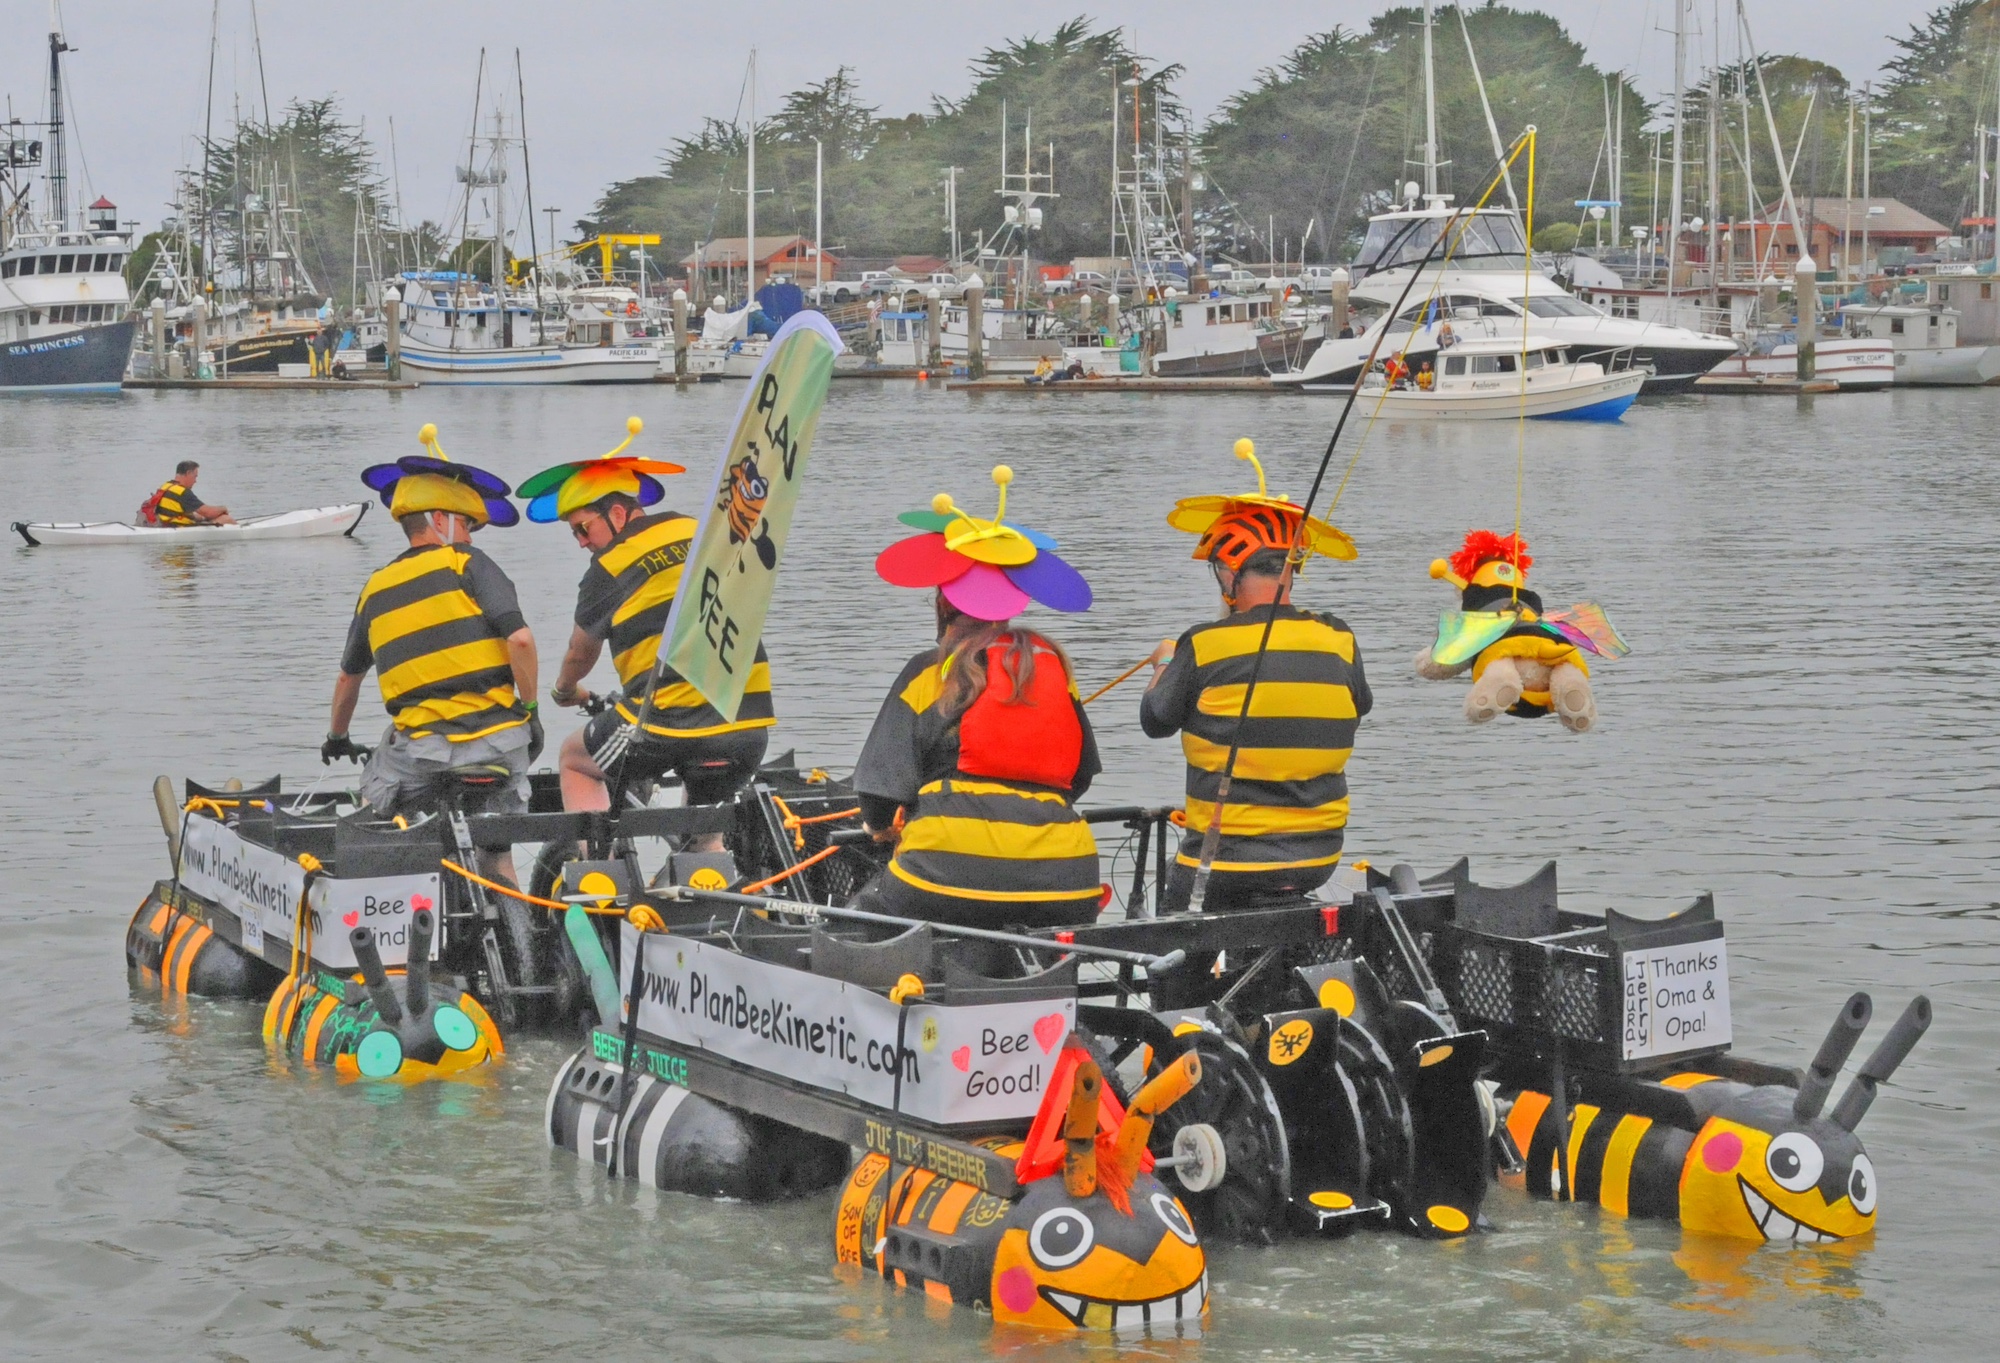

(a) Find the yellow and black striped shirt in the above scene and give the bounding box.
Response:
[574,511,775,740]
[153,480,202,526]
[1140,604,1371,872]
[341,544,530,741]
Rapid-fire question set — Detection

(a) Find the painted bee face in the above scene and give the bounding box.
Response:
[724,457,769,543]
[1681,1090,1876,1244]
[988,1174,1208,1333]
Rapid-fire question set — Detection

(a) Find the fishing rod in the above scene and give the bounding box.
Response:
[1183,132,1536,919]
[658,883,1188,974]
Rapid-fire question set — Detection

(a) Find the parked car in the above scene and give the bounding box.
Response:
[1047,269,1112,296]
[1299,265,1344,293]
[808,278,872,305]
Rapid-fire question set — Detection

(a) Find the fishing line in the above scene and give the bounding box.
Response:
[1182,131,1535,918]
[1515,127,1537,606]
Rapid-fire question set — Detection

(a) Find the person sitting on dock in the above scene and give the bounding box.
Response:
[323,424,539,886]
[148,461,234,526]
[519,418,770,846]
[1142,439,1369,915]
[856,466,1101,932]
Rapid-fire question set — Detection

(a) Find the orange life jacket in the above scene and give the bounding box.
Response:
[956,636,1083,791]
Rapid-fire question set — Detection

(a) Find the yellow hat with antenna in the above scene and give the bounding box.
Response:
[1168,438,1356,565]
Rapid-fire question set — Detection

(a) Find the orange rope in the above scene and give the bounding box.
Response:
[738,842,839,895]
[767,793,860,850]
[437,858,626,914]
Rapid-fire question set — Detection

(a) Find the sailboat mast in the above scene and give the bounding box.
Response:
[745,49,756,305]
[1668,0,1686,303]
[1612,73,1623,242]
[493,108,509,347]
[1421,0,1439,199]
[1708,3,1722,304]
[46,9,70,230]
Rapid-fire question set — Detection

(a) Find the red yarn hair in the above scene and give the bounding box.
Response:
[1449,529,1531,580]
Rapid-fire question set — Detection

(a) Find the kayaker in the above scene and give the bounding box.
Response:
[1142,439,1369,914]
[322,424,540,885]
[519,418,772,843]
[148,461,235,526]
[856,466,1101,931]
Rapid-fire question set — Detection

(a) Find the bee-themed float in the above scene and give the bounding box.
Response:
[122,396,1935,1338]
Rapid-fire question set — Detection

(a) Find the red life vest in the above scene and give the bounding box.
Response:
[956,635,1083,790]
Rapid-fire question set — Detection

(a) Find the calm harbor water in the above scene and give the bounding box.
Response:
[0,380,1992,1361]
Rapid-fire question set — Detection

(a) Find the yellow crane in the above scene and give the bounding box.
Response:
[573,233,662,284]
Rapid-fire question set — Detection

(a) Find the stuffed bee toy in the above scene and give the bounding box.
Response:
[1414,530,1627,733]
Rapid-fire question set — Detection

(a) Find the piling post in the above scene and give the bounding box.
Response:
[672,288,690,379]
[1329,266,1351,337]
[965,274,985,379]
[925,287,943,369]
[1794,254,1818,382]
[383,287,402,381]
[149,298,167,377]
[190,296,208,380]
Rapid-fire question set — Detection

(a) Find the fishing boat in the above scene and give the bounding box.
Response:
[393,271,658,385]
[0,23,138,394]
[1351,336,1645,420]
[1700,333,1896,390]
[1839,302,2000,386]
[14,502,368,546]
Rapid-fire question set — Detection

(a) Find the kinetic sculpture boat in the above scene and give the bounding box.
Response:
[13,502,368,546]
[123,758,1931,1328]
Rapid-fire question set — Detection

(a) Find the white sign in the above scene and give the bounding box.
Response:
[1621,937,1732,1061]
[178,816,304,959]
[176,817,439,970]
[619,925,1074,1128]
[307,874,443,969]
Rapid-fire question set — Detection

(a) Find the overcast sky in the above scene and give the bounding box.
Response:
[1,1,1946,237]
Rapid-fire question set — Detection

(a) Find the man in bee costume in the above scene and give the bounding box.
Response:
[523,418,776,838]
[1142,440,1371,915]
[325,424,540,884]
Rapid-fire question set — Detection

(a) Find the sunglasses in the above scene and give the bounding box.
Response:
[569,514,605,543]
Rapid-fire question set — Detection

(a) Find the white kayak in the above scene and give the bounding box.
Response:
[13,502,369,547]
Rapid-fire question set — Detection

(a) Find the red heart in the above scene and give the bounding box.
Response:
[1033,1013,1065,1054]
[410,894,433,913]
[342,910,360,928]
[951,1046,971,1072]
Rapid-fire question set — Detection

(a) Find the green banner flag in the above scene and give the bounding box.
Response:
[656,312,842,721]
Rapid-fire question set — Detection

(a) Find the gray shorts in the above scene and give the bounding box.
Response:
[358,720,531,816]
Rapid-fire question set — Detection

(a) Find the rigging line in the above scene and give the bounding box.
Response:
[456,52,486,282]
[1328,40,1381,249]
[248,0,272,130]
[516,49,543,320]
[200,0,220,292]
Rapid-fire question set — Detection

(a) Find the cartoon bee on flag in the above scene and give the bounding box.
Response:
[721,451,777,570]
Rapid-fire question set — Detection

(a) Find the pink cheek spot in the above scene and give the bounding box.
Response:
[1702,1130,1744,1174]
[996,1266,1038,1315]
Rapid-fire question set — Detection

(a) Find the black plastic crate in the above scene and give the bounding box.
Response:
[1430,862,1730,1074]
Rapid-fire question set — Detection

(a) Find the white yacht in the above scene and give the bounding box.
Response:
[1840,302,2000,386]
[1,26,136,393]
[1280,202,1738,394]
[1353,334,1645,421]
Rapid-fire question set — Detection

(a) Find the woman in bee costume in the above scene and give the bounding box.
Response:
[855,465,1101,931]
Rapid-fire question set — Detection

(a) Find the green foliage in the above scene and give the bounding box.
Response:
[1874,0,2000,226]
[1531,220,1579,251]
[584,22,1178,267]
[1199,6,1648,258]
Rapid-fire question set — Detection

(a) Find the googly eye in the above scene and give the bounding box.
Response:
[1028,1206,1095,1270]
[1764,1132,1825,1193]
[1152,1193,1199,1245]
[1847,1154,1877,1215]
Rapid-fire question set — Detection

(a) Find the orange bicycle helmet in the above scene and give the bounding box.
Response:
[1195,503,1301,570]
